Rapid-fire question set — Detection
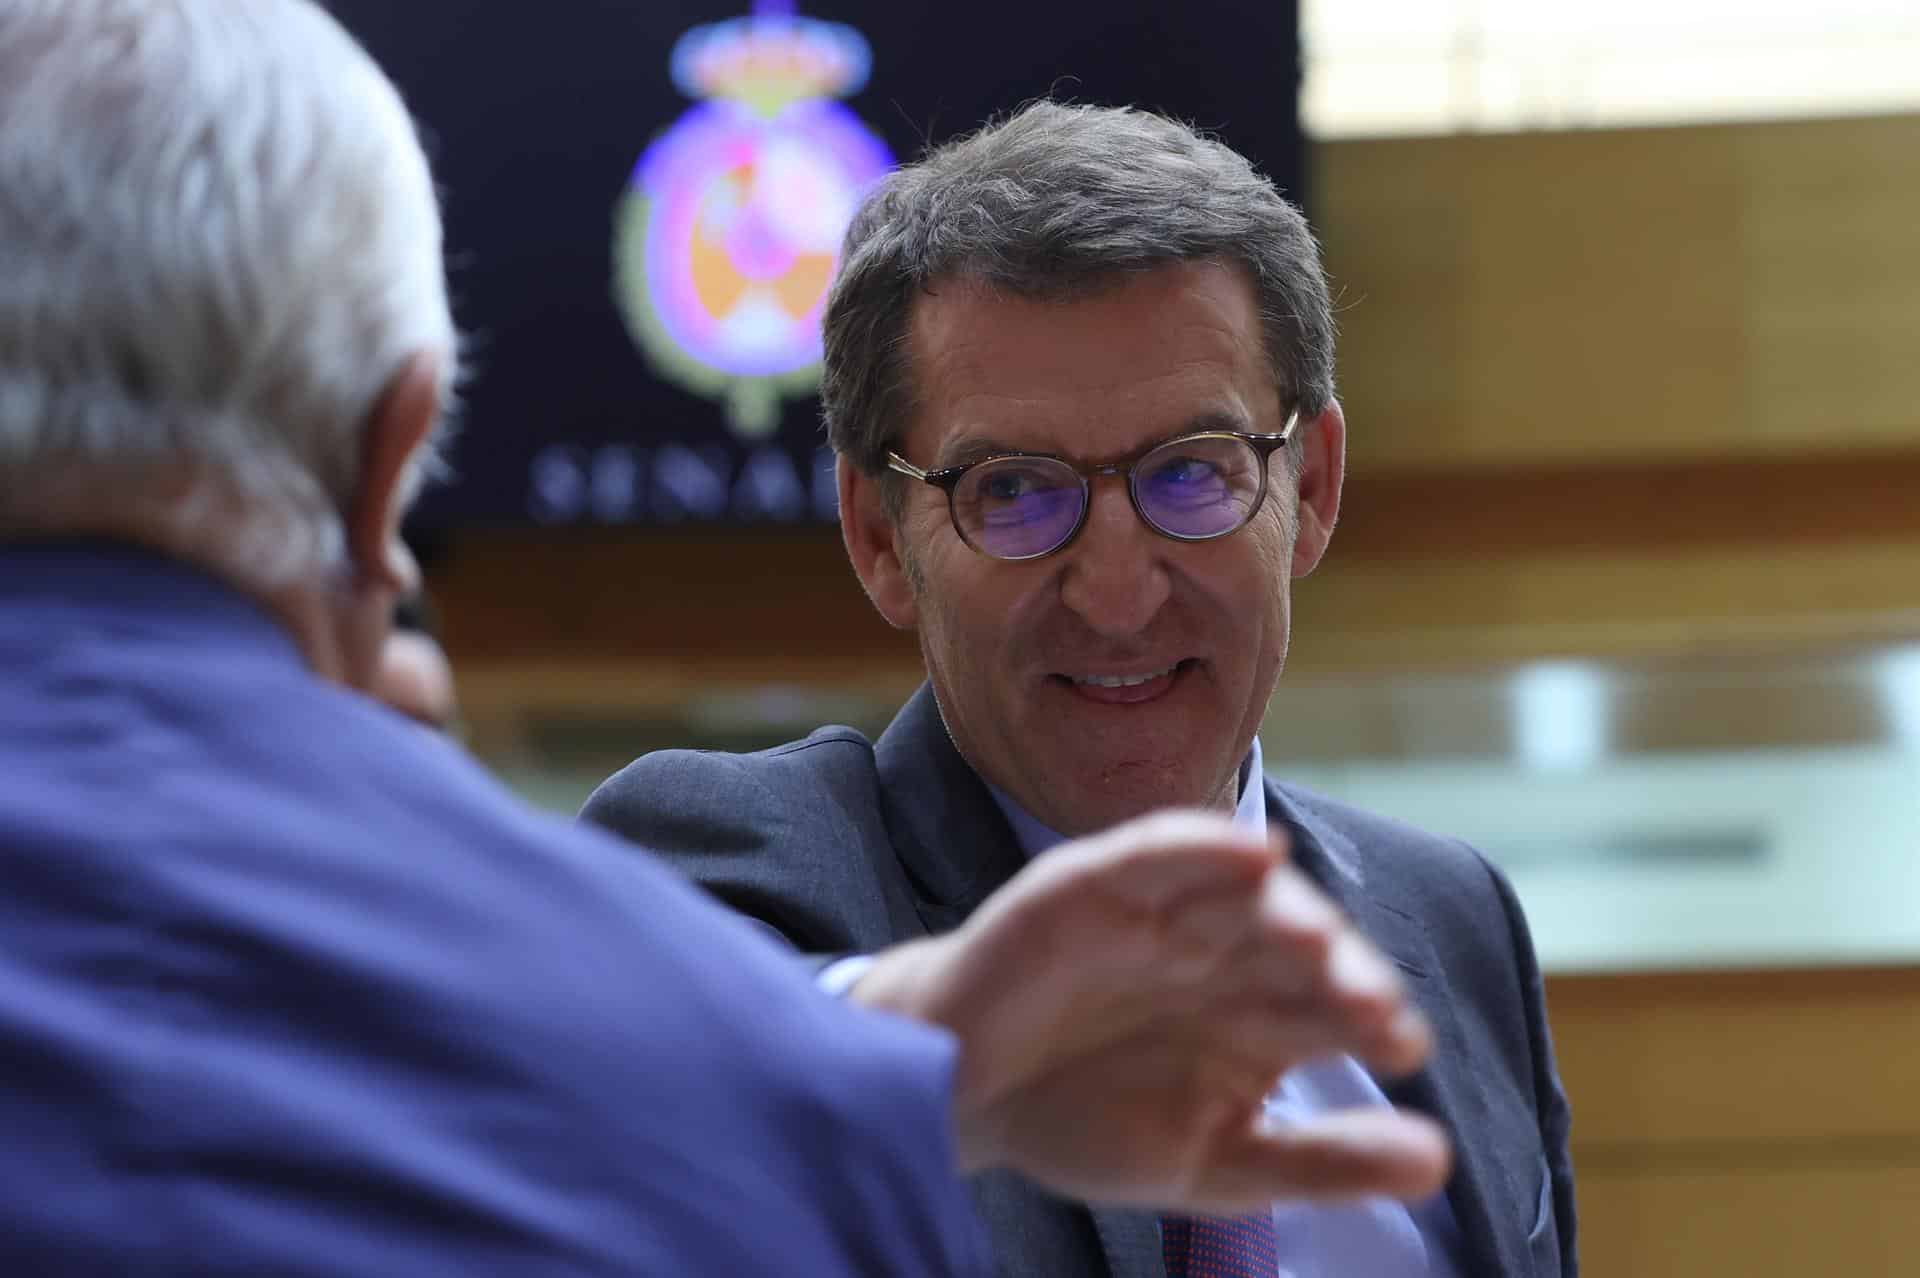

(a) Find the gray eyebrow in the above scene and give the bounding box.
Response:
[933,437,1031,470]
[934,411,1256,471]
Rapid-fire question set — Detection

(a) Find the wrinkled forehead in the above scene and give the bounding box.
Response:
[900,261,1278,467]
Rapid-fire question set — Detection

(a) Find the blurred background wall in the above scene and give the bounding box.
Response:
[344,3,1920,1271]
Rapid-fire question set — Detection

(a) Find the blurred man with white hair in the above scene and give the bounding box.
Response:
[0,2,1446,1272]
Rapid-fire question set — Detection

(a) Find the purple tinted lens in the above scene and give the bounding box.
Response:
[956,460,1084,558]
[1135,437,1258,538]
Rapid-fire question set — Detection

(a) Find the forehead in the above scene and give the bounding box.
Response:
[903,261,1275,464]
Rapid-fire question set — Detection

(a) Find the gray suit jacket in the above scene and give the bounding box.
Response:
[585,684,1577,1278]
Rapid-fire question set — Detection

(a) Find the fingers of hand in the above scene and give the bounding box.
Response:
[1234,870,1432,1076]
[1104,857,1338,999]
[1058,810,1276,910]
[982,811,1274,987]
[1142,878,1281,982]
[1196,1107,1453,1211]
[1248,868,1342,984]
[1201,998,1405,1078]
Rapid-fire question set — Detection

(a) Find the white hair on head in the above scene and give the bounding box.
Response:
[0,0,456,577]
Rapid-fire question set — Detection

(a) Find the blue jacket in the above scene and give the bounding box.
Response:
[0,543,987,1276]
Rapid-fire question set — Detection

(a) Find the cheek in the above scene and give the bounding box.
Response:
[901,503,965,587]
[892,499,962,604]
[1194,518,1295,682]
[917,556,1045,669]
[912,549,983,657]
[1204,507,1294,604]
[1248,500,1299,592]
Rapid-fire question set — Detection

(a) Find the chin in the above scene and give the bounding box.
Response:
[1058,758,1218,828]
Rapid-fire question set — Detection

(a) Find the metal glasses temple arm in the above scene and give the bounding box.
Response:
[885,452,931,482]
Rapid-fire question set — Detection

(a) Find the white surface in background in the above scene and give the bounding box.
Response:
[1302,0,1920,137]
[1511,662,1609,775]
[1882,649,1920,752]
[1283,745,1920,973]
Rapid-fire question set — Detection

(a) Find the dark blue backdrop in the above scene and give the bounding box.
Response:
[329,1,1305,528]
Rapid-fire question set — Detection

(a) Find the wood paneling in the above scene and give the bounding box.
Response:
[1547,967,1920,1276]
[1289,537,1920,674]
[1551,967,1920,1150]
[1578,1165,1918,1277]
[1319,114,1920,471]
[435,526,906,669]
[1334,452,1920,557]
[1288,448,1920,673]
[1739,120,1920,450]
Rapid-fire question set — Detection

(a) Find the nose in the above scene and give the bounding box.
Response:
[1056,476,1172,638]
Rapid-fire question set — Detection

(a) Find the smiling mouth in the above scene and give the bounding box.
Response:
[1053,658,1199,703]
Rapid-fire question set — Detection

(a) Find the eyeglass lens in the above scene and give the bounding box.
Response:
[952,435,1264,559]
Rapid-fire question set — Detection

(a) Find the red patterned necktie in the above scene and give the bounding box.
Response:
[1162,1213,1278,1278]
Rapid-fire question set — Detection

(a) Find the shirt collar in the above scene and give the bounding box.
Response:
[985,736,1268,858]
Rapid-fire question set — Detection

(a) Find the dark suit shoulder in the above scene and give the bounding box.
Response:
[587,726,875,818]
[582,728,916,956]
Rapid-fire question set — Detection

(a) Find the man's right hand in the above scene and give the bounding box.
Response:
[848,810,1451,1213]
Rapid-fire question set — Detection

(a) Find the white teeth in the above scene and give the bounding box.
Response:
[1073,663,1179,689]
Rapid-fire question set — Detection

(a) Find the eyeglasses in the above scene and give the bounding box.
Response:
[885,409,1300,561]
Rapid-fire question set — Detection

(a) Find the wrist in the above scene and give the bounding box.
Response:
[845,934,948,1019]
[848,931,1004,1171]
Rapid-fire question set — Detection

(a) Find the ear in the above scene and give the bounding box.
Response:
[346,349,442,595]
[1290,398,1346,578]
[838,456,919,629]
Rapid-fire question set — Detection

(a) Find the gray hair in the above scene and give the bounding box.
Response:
[821,101,1334,491]
[0,0,455,573]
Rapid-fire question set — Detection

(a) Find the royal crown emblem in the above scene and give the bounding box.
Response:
[614,1,893,438]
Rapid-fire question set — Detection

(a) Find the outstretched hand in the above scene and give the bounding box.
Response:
[849,810,1451,1213]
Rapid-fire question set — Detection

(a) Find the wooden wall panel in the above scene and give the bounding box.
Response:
[1286,449,1920,673]
[1288,538,1920,674]
[1738,118,1920,450]
[1319,114,1920,471]
[1578,1165,1917,1277]
[1551,968,1920,1150]
[1548,967,1920,1277]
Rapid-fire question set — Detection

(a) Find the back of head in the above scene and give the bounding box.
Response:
[0,0,454,576]
[821,101,1335,480]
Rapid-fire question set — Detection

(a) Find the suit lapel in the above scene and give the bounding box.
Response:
[1268,783,1531,1278]
[876,685,1166,1278]
[873,684,1032,934]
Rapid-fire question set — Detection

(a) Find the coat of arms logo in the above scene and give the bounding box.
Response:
[614,1,894,437]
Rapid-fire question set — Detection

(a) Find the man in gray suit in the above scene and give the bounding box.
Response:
[587,103,1575,1278]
